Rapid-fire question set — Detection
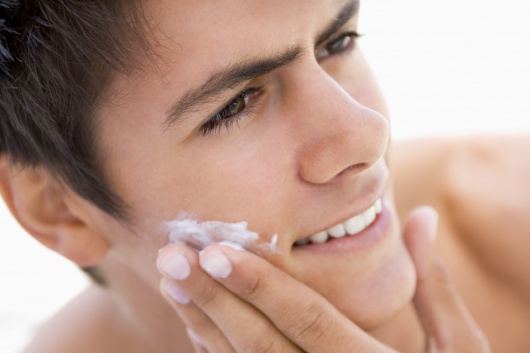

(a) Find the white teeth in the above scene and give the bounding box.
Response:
[328,224,346,238]
[344,214,365,235]
[374,199,382,214]
[309,231,328,244]
[298,198,384,246]
[362,206,376,226]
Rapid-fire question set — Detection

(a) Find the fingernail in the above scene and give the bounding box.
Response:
[158,253,190,280]
[187,328,206,347]
[198,241,244,256]
[200,251,232,278]
[218,241,245,251]
[163,281,190,304]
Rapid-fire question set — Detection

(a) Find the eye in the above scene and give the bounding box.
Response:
[317,31,362,60]
[225,93,248,116]
[200,88,261,135]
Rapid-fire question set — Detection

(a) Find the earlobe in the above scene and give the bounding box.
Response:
[0,156,109,266]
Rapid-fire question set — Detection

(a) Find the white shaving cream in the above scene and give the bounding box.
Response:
[163,216,279,255]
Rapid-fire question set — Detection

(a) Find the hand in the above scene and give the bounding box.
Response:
[156,207,490,352]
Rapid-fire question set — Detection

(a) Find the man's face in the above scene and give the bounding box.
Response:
[93,0,415,329]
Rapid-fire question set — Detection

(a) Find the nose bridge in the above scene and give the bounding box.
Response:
[289,66,390,184]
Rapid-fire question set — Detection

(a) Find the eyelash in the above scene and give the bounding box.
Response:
[318,31,362,59]
[200,88,262,135]
[200,30,362,136]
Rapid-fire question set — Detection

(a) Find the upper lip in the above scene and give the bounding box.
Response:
[294,167,389,243]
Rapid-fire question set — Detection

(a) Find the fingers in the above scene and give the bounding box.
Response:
[403,206,491,353]
[158,208,489,353]
[157,243,301,353]
[186,328,210,353]
[197,243,393,353]
[159,276,236,353]
[158,242,394,353]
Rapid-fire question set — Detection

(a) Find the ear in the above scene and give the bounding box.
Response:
[0,156,109,267]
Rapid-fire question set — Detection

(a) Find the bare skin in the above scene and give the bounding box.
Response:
[391,134,530,352]
[20,134,530,353]
[1,1,527,352]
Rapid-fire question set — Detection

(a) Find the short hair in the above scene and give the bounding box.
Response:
[0,0,152,219]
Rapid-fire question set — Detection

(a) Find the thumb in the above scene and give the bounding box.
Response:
[403,206,490,353]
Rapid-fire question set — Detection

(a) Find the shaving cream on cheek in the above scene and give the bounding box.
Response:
[162,216,280,255]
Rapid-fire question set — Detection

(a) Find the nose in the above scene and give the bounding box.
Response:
[290,66,389,184]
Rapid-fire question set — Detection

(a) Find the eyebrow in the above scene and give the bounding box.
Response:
[316,0,360,47]
[162,0,360,129]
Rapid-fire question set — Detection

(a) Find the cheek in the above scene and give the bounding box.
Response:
[151,135,294,237]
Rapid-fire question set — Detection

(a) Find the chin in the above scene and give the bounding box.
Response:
[286,196,417,330]
[333,243,417,330]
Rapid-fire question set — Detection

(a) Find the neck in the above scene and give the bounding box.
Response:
[101,257,194,353]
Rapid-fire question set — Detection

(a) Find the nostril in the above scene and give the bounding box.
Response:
[337,163,367,178]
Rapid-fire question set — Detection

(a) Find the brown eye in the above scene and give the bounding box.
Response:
[326,34,352,55]
[316,31,360,60]
[227,95,248,116]
[200,88,260,135]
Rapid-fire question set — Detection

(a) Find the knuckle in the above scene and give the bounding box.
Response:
[237,319,286,353]
[289,301,330,345]
[238,273,264,300]
[174,303,213,335]
[241,335,284,353]
[186,310,212,333]
[430,256,454,287]
[193,281,218,308]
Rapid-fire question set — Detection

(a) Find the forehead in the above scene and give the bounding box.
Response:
[108,0,354,100]
[149,0,339,42]
[100,0,355,124]
[147,0,342,76]
[97,0,357,145]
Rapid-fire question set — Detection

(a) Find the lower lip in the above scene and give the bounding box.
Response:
[292,201,395,255]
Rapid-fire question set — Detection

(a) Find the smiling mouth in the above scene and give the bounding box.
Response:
[294,198,383,246]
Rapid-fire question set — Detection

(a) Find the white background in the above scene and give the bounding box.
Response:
[1,1,530,352]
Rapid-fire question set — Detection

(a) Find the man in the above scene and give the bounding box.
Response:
[0,0,528,352]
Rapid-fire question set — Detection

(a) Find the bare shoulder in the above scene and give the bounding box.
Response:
[443,134,530,290]
[392,135,458,215]
[22,285,145,353]
[394,134,530,293]
[441,134,530,202]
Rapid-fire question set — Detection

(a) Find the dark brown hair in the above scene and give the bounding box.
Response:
[0,0,152,219]
[1,0,157,285]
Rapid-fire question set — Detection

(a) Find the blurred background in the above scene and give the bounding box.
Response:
[1,0,530,351]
